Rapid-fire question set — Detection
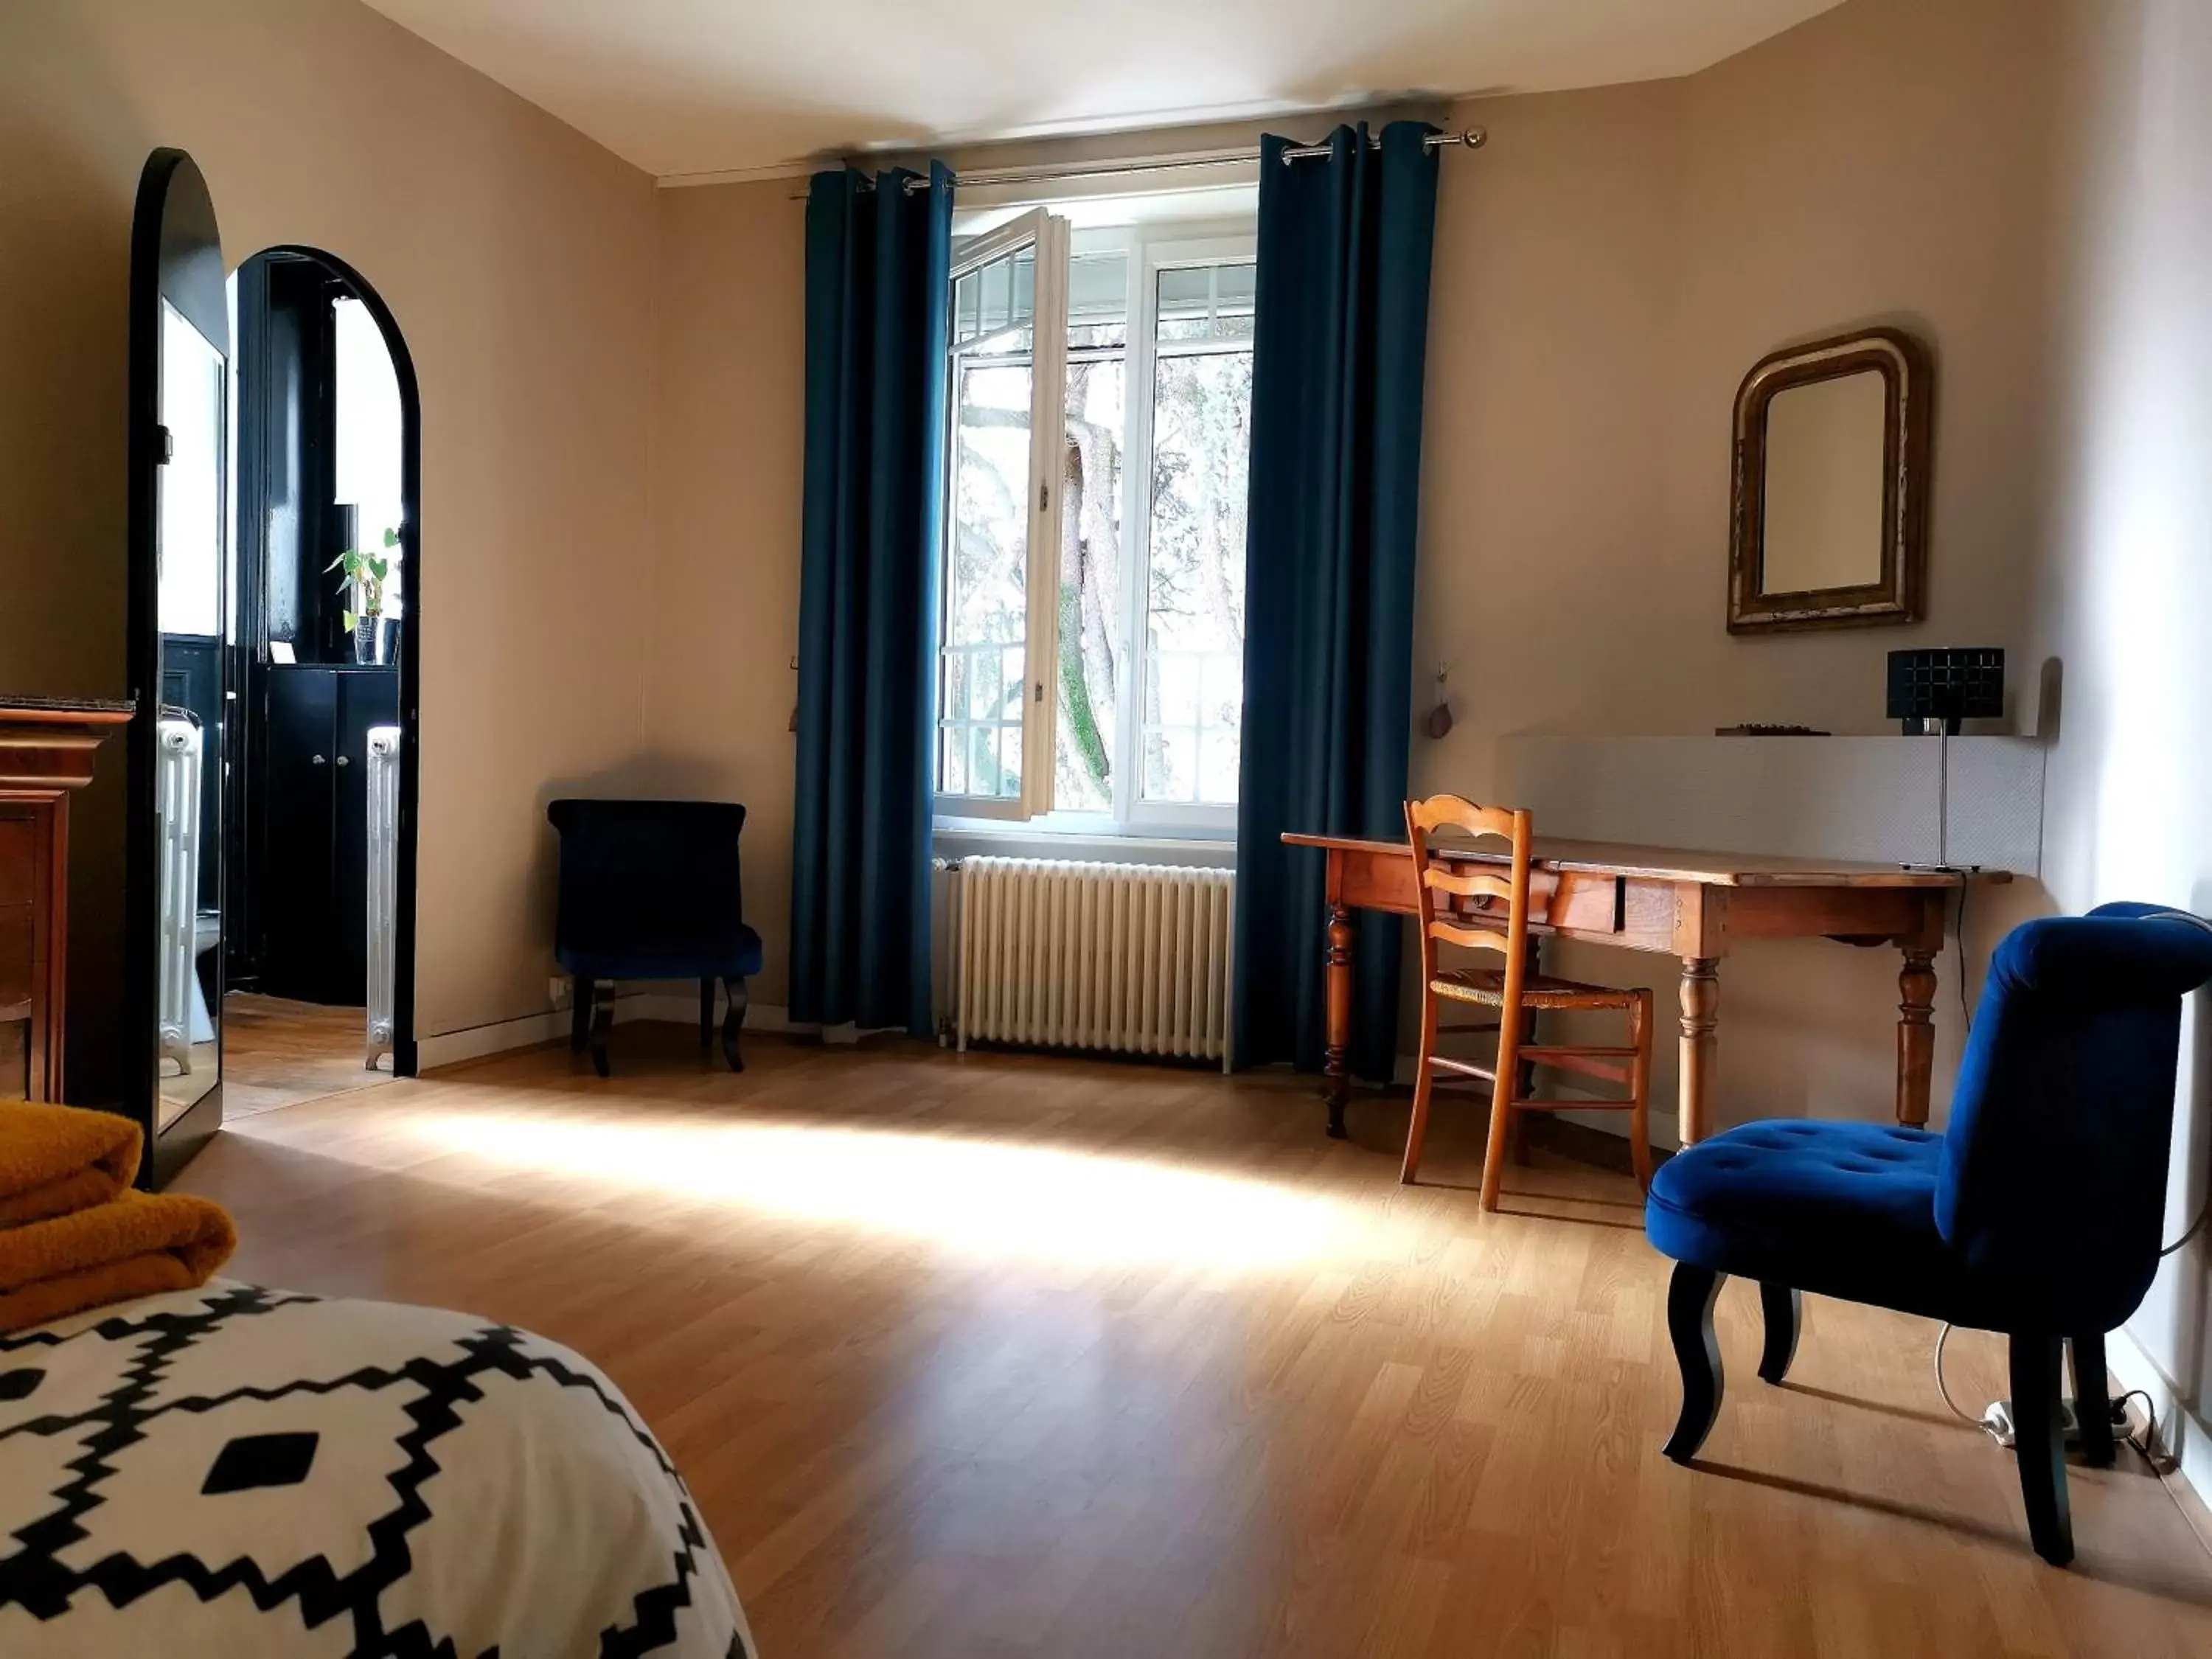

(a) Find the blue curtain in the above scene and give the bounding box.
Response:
[1232,122,1441,1080]
[789,162,953,1035]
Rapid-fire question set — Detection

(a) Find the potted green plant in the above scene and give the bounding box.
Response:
[330,526,399,664]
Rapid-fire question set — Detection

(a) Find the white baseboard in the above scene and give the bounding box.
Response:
[2105,1321,2212,1512]
[416,1011,568,1071]
[416,993,806,1073]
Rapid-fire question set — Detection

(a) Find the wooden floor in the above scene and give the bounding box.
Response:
[156,1037,218,1129]
[221,992,394,1119]
[176,1031,2212,1658]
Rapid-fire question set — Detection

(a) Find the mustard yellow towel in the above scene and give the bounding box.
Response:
[0,1189,237,1333]
[0,1101,142,1225]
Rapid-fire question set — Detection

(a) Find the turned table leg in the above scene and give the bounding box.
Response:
[1897,946,1938,1130]
[1677,958,1719,1146]
[1324,899,1353,1138]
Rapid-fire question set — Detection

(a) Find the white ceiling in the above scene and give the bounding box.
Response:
[358,0,1846,181]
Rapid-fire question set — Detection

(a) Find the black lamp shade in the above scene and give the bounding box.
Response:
[1888,648,2003,734]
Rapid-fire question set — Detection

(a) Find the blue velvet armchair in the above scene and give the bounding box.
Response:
[547,799,764,1077]
[1645,902,2212,1567]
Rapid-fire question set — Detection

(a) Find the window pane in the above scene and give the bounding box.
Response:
[943,652,966,728]
[949,362,1032,642]
[1068,250,1128,349]
[950,246,1035,353]
[1056,351,1122,814]
[1144,333,1251,806]
[940,243,1034,799]
[1145,726,1198,803]
[1157,260,1256,344]
[953,270,974,344]
[1200,729,1241,804]
[333,297,406,619]
[156,302,224,639]
[969,724,998,798]
[981,257,1009,337]
[1149,649,1198,726]
[941,725,967,795]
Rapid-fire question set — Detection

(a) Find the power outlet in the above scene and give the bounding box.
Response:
[549,975,571,1009]
[1978,1397,2125,1449]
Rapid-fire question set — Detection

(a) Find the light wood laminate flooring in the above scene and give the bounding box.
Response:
[176,1031,2212,1657]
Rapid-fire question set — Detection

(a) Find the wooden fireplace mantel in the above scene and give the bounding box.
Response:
[1,700,133,1102]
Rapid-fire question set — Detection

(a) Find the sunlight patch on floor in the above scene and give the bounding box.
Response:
[412,1110,1354,1270]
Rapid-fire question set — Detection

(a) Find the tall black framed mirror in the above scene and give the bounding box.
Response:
[127,148,229,1181]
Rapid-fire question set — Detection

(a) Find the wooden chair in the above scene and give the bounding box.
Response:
[1403,795,1655,1208]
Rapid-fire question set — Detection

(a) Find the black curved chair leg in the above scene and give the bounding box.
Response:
[2070,1331,2115,1469]
[589,979,614,1079]
[1757,1282,1801,1385]
[721,975,748,1072]
[1663,1263,1726,1463]
[570,978,592,1055]
[2010,1334,2073,1566]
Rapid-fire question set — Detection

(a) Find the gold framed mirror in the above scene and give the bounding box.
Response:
[1727,327,1932,634]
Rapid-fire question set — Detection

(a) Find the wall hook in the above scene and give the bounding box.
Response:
[1425,667,1453,740]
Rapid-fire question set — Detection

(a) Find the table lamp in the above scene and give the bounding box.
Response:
[1887,648,2003,869]
[1888,648,2004,736]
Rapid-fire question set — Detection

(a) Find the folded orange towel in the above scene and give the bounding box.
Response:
[0,1100,142,1225]
[0,1189,237,1333]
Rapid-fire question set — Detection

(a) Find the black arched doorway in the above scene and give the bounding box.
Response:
[220,245,422,1115]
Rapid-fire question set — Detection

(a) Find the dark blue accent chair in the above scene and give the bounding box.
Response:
[547,799,764,1077]
[1645,903,2212,1566]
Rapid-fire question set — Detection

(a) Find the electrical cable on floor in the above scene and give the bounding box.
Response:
[1933,1323,1978,1424]
[2160,1203,2208,1258]
[1941,1326,2165,1458]
[2115,1388,2160,1459]
[1955,884,1973,1034]
[1934,906,2207,1450]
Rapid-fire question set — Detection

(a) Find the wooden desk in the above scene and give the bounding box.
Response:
[1284,832,2004,1144]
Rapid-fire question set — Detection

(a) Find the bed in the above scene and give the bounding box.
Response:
[0,1281,753,1657]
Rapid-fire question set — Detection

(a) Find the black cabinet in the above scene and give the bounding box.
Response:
[260,666,397,1005]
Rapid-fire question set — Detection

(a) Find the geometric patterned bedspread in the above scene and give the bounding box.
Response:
[0,1283,752,1658]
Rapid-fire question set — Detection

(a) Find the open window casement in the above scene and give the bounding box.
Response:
[936,208,1069,821]
[936,206,1254,835]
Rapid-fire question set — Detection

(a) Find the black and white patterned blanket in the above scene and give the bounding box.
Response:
[0,1282,752,1658]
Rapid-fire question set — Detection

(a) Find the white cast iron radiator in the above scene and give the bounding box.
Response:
[364,725,402,1068]
[952,858,1235,1068]
[155,716,202,1075]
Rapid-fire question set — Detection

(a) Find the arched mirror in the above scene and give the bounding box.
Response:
[220,246,421,1111]
[127,149,231,1178]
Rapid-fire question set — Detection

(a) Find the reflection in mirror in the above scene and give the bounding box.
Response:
[1727,327,1930,635]
[156,299,227,1128]
[1759,369,1886,596]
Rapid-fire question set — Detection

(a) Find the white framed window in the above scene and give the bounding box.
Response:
[935,212,1256,837]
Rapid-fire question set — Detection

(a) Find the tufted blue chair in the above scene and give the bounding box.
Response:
[548,799,764,1077]
[1644,902,2212,1566]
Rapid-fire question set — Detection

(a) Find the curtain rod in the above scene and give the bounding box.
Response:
[792,128,1486,198]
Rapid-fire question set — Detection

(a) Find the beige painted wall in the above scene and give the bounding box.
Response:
[605,0,2212,1509]
[644,181,809,1006]
[0,0,657,1091]
[1418,0,2212,1495]
[10,0,2205,1505]
[1411,0,2059,1133]
[646,3,2066,1116]
[2032,0,2212,1500]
